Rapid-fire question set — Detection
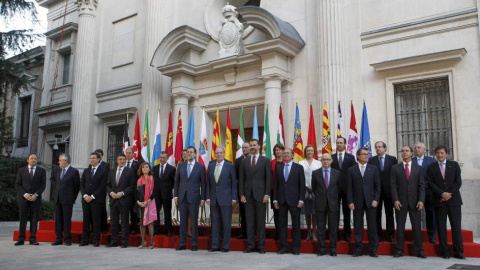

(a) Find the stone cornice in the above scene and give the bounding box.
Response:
[45,22,78,40]
[245,38,302,58]
[35,101,72,116]
[370,48,467,72]
[94,107,137,119]
[39,120,71,130]
[96,82,142,103]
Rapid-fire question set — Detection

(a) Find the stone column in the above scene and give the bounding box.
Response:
[70,0,97,168]
[318,0,348,140]
[262,75,283,150]
[171,93,190,148]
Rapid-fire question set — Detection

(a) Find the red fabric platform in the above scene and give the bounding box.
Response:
[13,221,480,257]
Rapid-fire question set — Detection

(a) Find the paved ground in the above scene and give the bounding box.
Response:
[1,222,479,270]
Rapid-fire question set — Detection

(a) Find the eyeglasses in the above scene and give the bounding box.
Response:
[358,153,369,156]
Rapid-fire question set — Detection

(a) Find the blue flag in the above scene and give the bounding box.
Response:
[359,102,372,157]
[152,111,162,166]
[184,109,195,148]
[252,106,259,140]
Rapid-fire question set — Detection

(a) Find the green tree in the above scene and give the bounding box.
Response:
[0,0,42,151]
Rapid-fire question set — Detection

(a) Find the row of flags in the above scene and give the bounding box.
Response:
[121,101,372,166]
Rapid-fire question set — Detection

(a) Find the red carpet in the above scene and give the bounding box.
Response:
[12,221,480,257]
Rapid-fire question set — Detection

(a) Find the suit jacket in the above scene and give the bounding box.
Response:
[412,156,436,193]
[368,154,398,197]
[312,167,340,212]
[106,167,135,207]
[234,156,245,177]
[238,155,272,202]
[80,164,108,205]
[270,159,284,194]
[390,162,425,209]
[174,161,206,204]
[331,152,357,191]
[347,164,381,209]
[273,162,305,207]
[51,166,80,205]
[152,163,176,200]
[16,166,47,204]
[426,160,462,207]
[206,161,237,206]
[126,159,141,179]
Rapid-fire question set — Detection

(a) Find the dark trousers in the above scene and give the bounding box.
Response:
[435,205,463,256]
[154,195,173,234]
[244,194,266,250]
[377,191,395,241]
[211,202,232,250]
[338,189,351,239]
[353,207,378,253]
[54,203,73,242]
[110,202,130,245]
[278,203,301,252]
[82,202,101,243]
[129,195,138,233]
[272,205,279,238]
[395,206,423,254]
[17,201,40,242]
[316,209,339,252]
[100,203,108,232]
[239,196,247,236]
[179,199,199,247]
[424,193,437,242]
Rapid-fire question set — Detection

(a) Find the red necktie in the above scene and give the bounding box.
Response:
[251,156,256,171]
[405,163,410,181]
[29,168,34,179]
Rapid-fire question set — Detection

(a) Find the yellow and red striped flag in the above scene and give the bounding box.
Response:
[225,108,233,162]
[321,103,332,154]
[211,109,221,160]
[293,103,304,161]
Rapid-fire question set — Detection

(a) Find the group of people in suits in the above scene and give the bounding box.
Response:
[13,137,465,259]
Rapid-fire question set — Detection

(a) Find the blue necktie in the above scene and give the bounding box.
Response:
[187,163,192,178]
[60,169,66,181]
[380,156,384,171]
[90,168,95,178]
[284,164,290,182]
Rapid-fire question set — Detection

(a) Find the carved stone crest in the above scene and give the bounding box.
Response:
[77,0,98,15]
[219,3,244,58]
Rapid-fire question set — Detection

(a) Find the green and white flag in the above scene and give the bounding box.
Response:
[262,106,272,159]
[235,107,245,159]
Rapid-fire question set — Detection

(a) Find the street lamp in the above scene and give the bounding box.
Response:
[4,140,13,156]
[53,134,62,150]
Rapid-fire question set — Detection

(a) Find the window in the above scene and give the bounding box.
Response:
[394,78,453,158]
[107,125,124,168]
[62,53,70,85]
[17,96,31,148]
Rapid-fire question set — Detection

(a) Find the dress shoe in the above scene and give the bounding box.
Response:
[393,251,404,258]
[292,251,300,255]
[130,230,137,235]
[14,241,24,246]
[317,251,326,256]
[429,239,436,244]
[65,241,71,246]
[209,248,220,252]
[121,245,127,248]
[441,254,450,259]
[344,235,351,242]
[106,243,118,248]
[417,253,427,259]
[51,241,62,246]
[243,248,255,253]
[191,246,198,251]
[277,248,288,254]
[29,241,39,245]
[236,234,247,239]
[258,249,266,254]
[352,252,362,257]
[79,242,88,246]
[387,237,394,243]
[221,249,229,253]
[454,254,466,260]
[176,246,186,251]
[93,242,99,247]
[330,251,337,256]
[101,230,108,234]
[166,231,172,237]
[370,252,378,257]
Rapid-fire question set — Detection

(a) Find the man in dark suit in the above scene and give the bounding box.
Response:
[413,142,437,244]
[14,153,46,246]
[347,147,381,257]
[94,149,110,234]
[152,151,176,236]
[125,147,140,235]
[331,137,356,242]
[174,146,206,251]
[391,146,426,258]
[106,153,135,248]
[234,142,250,239]
[270,143,284,241]
[51,154,80,246]
[239,139,271,254]
[273,148,305,255]
[206,146,237,252]
[368,141,398,242]
[427,145,464,259]
[79,152,108,247]
[312,153,340,256]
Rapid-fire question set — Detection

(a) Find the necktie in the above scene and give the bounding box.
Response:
[440,163,445,180]
[116,168,121,185]
[360,165,365,177]
[405,163,410,181]
[187,163,192,178]
[215,163,221,183]
[284,163,290,182]
[127,161,131,168]
[91,167,95,178]
[324,169,329,188]
[338,153,343,168]
[380,156,384,171]
[60,169,66,181]
[29,168,34,179]
[160,165,164,178]
[251,155,256,171]
[418,158,423,166]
